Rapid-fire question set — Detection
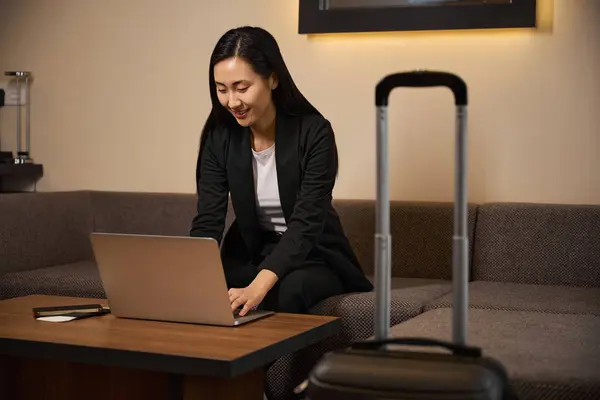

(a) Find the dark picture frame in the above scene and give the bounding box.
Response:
[298,0,537,34]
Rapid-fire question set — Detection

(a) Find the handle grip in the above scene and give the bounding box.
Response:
[350,337,482,358]
[375,70,468,107]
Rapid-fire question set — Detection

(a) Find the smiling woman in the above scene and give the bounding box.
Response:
[189,26,373,317]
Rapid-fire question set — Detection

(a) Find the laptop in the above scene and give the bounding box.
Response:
[89,232,274,326]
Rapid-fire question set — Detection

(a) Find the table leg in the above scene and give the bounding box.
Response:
[0,355,265,400]
[183,368,265,400]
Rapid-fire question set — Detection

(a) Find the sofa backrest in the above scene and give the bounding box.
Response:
[0,190,477,283]
[472,202,600,287]
[91,191,198,236]
[90,193,478,281]
[333,199,479,280]
[0,191,94,274]
[90,191,236,238]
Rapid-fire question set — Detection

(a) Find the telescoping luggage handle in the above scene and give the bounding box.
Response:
[374,70,469,346]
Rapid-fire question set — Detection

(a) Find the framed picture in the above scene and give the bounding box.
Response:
[298,0,537,34]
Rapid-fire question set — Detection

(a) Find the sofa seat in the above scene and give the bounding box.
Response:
[0,261,104,301]
[424,281,600,315]
[265,280,452,400]
[314,279,452,343]
[387,308,600,400]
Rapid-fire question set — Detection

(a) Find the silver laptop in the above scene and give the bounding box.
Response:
[89,232,274,326]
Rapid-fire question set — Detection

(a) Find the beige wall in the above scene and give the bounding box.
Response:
[0,0,598,204]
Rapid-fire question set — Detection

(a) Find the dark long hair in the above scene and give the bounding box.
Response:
[196,26,323,186]
[202,26,320,137]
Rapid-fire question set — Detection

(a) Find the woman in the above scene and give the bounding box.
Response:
[190,26,373,317]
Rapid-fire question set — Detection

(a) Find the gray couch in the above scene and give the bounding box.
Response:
[1,190,598,400]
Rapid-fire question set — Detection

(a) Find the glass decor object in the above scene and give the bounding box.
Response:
[0,70,43,193]
[3,71,34,164]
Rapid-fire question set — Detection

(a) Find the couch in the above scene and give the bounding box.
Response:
[1,190,598,400]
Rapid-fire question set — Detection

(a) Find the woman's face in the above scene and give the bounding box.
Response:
[213,56,277,129]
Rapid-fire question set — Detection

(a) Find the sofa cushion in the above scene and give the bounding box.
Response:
[0,191,94,274]
[0,261,104,300]
[333,200,478,279]
[265,281,452,400]
[425,281,600,316]
[387,308,600,400]
[311,282,452,343]
[472,203,600,287]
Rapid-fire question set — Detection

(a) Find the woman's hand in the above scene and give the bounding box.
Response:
[229,269,279,317]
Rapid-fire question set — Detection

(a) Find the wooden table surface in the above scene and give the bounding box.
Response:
[0,295,341,378]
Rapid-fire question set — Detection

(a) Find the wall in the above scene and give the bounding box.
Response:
[0,0,598,204]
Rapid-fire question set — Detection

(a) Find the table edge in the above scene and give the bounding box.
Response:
[0,316,341,378]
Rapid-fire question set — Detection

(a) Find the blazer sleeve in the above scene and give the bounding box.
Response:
[258,118,337,278]
[189,127,229,244]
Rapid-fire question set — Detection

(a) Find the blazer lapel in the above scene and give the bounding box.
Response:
[275,114,300,222]
[227,126,261,254]
[226,114,300,254]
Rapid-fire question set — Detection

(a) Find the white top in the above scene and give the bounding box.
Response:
[251,143,287,233]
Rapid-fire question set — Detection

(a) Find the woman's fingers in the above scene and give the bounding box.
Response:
[231,295,246,312]
[229,287,260,315]
[239,300,255,317]
[229,289,240,303]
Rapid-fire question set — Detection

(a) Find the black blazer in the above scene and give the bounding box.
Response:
[190,112,373,294]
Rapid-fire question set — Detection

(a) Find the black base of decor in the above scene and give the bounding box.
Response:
[0,151,13,163]
[0,163,43,193]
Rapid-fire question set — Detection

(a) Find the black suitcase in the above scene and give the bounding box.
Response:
[300,71,518,400]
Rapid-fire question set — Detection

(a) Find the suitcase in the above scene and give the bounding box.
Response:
[299,70,518,400]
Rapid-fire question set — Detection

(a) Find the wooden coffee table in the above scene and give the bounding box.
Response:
[0,295,340,400]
